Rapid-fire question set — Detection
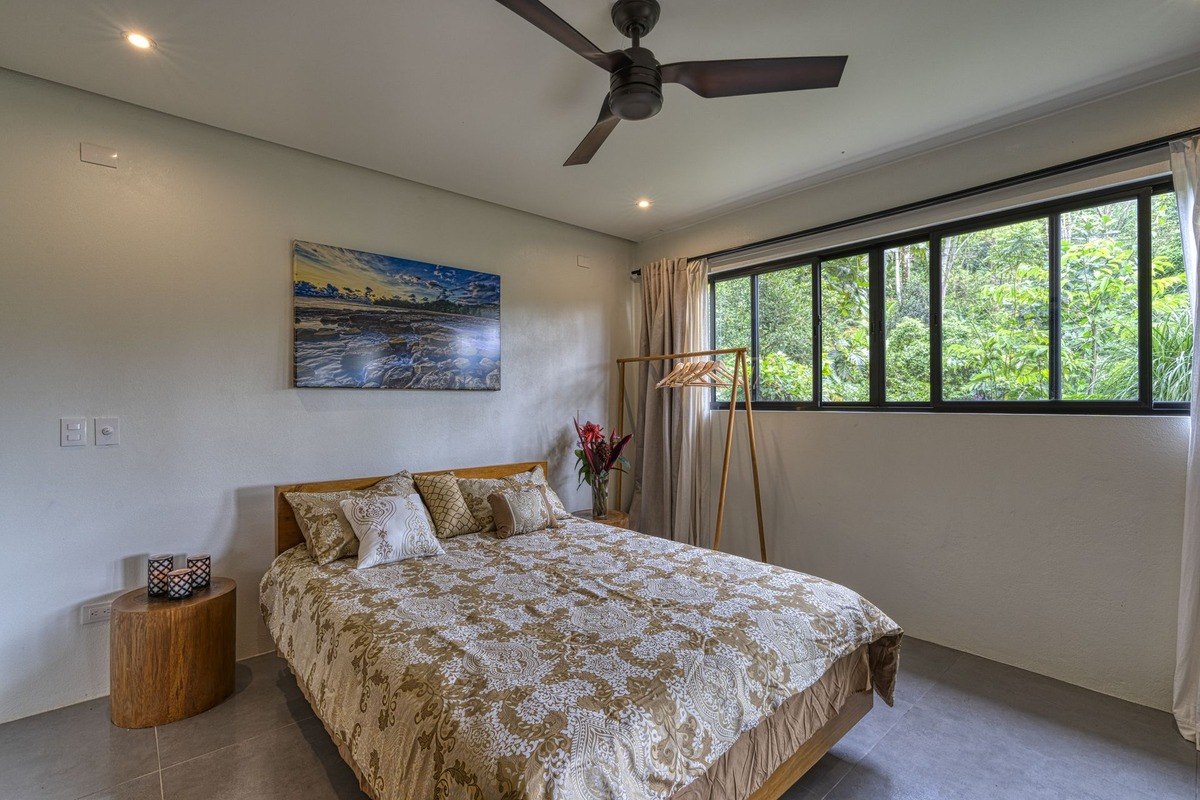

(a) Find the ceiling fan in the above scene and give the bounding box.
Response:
[493,0,849,165]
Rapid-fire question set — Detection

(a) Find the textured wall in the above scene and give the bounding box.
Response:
[0,69,635,723]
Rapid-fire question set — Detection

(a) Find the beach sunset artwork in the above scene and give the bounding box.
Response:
[292,241,500,390]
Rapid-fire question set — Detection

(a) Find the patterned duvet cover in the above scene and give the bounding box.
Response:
[260,517,901,800]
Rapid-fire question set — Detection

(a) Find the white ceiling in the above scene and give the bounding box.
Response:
[2,1,1199,241]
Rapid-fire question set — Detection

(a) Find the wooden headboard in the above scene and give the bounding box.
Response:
[274,461,548,555]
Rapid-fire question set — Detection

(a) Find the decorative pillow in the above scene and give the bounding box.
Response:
[507,466,570,520]
[458,466,570,531]
[457,477,511,532]
[488,487,561,539]
[339,494,444,570]
[285,471,415,565]
[414,472,481,538]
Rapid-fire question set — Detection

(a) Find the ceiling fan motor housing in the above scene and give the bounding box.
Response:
[611,0,661,38]
[609,46,663,120]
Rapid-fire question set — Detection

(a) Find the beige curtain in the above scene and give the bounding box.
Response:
[628,258,710,544]
[1172,135,1200,744]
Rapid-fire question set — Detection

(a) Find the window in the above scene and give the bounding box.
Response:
[710,179,1190,414]
[884,242,930,402]
[942,219,1050,401]
[1059,200,1139,400]
[820,254,870,402]
[1152,191,1191,402]
[758,265,813,402]
[713,275,751,402]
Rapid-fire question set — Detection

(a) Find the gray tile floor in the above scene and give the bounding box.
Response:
[0,638,1193,800]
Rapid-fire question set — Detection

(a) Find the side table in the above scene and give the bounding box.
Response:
[109,577,236,728]
[573,509,633,530]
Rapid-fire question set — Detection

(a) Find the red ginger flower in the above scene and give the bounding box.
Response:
[580,422,603,443]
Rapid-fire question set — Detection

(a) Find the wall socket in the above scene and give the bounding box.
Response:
[81,601,112,625]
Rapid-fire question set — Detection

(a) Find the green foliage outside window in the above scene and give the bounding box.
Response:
[709,188,1191,409]
[821,254,871,401]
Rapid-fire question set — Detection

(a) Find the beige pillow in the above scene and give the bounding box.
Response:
[488,487,561,539]
[458,466,569,531]
[414,472,481,539]
[285,472,415,565]
[340,494,444,570]
[457,476,511,532]
[507,466,570,519]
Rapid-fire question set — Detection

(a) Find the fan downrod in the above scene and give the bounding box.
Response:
[611,0,660,40]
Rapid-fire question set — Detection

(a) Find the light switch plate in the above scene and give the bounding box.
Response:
[94,417,120,446]
[80,142,118,168]
[576,255,594,269]
[60,418,86,447]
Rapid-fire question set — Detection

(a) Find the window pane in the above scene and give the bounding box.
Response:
[758,265,813,402]
[1060,200,1139,400]
[884,242,930,401]
[1152,191,1192,402]
[941,219,1050,400]
[713,277,751,402]
[820,254,870,402]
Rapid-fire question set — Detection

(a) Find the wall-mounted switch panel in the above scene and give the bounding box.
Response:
[60,418,86,447]
[80,142,119,168]
[94,417,120,446]
[576,255,594,269]
[81,601,112,624]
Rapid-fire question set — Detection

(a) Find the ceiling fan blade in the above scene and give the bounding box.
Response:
[493,0,627,72]
[660,55,848,98]
[564,96,620,166]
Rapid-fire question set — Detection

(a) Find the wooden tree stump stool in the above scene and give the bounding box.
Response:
[109,577,236,728]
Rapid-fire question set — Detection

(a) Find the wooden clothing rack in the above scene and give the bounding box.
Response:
[615,347,766,561]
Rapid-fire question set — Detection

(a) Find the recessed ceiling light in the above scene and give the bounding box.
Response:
[636,198,652,209]
[124,32,155,50]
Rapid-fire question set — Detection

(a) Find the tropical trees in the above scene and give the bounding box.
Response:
[712,191,1190,405]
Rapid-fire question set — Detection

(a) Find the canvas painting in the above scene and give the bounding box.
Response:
[293,241,501,390]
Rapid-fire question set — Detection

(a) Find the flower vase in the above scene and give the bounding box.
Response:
[591,474,610,518]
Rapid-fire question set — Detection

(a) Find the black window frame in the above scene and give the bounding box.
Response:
[711,178,1188,415]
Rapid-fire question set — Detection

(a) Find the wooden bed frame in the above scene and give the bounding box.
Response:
[271,460,872,800]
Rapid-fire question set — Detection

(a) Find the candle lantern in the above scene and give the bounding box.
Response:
[147,555,174,597]
[186,554,211,590]
[167,568,194,600]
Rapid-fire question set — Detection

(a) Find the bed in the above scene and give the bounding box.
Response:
[262,461,901,800]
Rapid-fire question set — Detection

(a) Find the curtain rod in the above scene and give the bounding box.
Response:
[630,124,1200,276]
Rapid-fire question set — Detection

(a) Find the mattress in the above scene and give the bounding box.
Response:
[260,517,901,800]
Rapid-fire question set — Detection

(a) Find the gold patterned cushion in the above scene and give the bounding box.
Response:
[340,494,444,569]
[458,466,569,531]
[285,472,416,565]
[487,487,560,539]
[414,472,481,539]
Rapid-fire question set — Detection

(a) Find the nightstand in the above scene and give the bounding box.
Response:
[109,577,236,728]
[573,509,633,530]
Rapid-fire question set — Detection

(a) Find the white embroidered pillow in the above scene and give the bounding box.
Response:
[339,494,444,570]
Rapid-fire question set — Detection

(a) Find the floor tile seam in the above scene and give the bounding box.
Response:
[66,766,162,800]
[156,718,307,774]
[156,708,318,770]
[155,727,164,800]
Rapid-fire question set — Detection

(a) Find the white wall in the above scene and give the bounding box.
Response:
[0,69,635,724]
[635,70,1200,711]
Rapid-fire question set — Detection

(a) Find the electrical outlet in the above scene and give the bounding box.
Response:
[81,601,112,625]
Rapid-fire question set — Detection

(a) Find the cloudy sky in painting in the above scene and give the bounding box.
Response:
[293,240,500,306]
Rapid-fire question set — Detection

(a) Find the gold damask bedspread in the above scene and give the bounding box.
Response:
[259,517,901,800]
